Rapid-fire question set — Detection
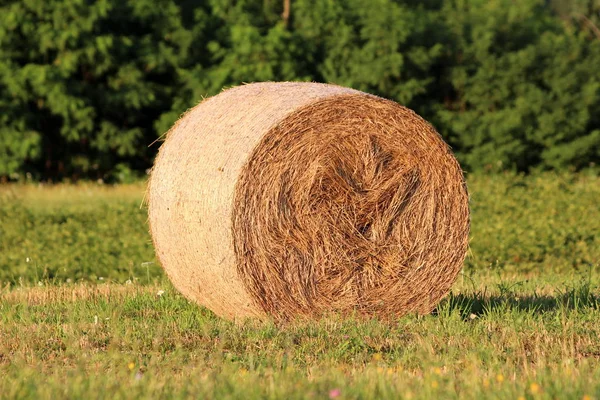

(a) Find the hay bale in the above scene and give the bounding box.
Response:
[148,82,469,321]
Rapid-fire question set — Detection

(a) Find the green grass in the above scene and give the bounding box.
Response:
[0,172,599,399]
[1,277,599,399]
[1,172,598,285]
[0,184,160,284]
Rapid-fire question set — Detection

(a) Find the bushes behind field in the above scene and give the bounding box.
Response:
[0,0,599,181]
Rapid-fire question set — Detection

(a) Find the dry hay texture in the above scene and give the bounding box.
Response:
[148,82,470,322]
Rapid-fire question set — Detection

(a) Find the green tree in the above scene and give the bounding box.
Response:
[0,0,192,180]
[1,0,599,179]
[155,0,307,136]
[293,0,445,108]
[437,0,600,171]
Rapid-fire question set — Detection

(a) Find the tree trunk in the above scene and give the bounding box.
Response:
[282,0,290,27]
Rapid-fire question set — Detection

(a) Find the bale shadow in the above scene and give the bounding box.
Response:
[433,282,599,319]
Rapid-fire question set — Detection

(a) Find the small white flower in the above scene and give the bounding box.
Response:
[156,290,165,297]
[125,279,132,285]
[98,277,104,281]
[94,315,98,325]
[66,278,72,283]
[26,257,31,263]
[37,281,43,287]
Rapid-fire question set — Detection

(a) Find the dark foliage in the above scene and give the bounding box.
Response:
[0,0,598,180]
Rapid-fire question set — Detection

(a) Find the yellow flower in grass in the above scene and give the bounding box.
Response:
[530,382,541,394]
[431,380,439,389]
[128,362,135,371]
[372,353,383,362]
[496,374,505,383]
[582,395,592,400]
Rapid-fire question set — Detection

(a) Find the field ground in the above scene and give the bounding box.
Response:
[0,172,599,399]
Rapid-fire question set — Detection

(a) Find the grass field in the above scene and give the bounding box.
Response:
[0,172,599,399]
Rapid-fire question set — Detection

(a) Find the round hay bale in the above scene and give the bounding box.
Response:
[148,82,469,322]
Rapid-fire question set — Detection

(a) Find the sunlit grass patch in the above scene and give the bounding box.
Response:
[1,276,599,399]
[0,172,599,398]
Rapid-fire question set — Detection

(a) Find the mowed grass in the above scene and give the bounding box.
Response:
[0,183,159,284]
[0,172,598,285]
[1,277,599,399]
[0,172,599,399]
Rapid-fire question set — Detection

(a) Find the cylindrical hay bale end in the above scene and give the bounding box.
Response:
[148,82,470,322]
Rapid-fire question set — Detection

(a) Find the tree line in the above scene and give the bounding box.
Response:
[0,0,599,181]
